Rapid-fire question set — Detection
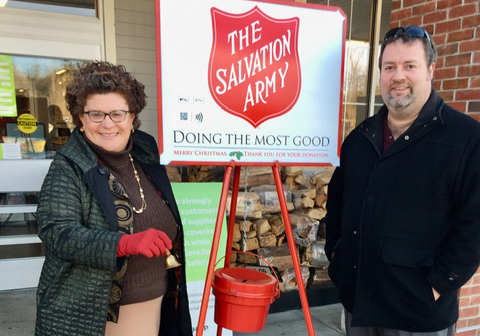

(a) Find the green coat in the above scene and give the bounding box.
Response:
[35,128,192,336]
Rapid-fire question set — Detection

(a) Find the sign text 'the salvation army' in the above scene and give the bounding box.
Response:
[214,20,291,112]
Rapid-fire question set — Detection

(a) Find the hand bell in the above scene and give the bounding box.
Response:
[165,249,181,269]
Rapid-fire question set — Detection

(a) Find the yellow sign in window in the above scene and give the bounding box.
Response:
[17,114,38,134]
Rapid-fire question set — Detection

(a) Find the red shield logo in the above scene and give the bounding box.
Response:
[209,6,301,128]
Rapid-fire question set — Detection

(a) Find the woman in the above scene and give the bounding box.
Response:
[35,62,192,336]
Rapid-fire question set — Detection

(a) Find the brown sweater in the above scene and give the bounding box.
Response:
[86,137,177,305]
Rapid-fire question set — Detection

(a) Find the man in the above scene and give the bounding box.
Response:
[325,25,480,335]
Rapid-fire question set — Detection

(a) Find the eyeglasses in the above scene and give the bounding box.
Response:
[83,110,129,123]
[384,26,432,46]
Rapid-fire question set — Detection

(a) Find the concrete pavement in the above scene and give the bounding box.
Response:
[0,288,344,336]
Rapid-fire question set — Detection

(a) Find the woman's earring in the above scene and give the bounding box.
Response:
[131,127,134,134]
[80,127,84,132]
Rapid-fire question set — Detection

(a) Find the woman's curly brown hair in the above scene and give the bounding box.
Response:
[66,61,146,128]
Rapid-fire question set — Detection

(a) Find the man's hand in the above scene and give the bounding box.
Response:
[432,287,440,301]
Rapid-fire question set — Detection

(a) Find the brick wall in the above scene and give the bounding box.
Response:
[390,0,480,335]
[457,274,480,335]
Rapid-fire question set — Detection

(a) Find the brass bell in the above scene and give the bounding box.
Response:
[165,249,181,269]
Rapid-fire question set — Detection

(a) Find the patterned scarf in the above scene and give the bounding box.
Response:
[106,174,134,323]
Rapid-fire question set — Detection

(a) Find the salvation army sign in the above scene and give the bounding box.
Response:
[156,0,346,166]
[209,7,301,127]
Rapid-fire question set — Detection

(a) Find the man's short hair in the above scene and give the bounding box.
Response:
[379,26,437,69]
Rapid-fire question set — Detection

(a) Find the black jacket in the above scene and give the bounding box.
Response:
[325,90,480,331]
[36,128,192,336]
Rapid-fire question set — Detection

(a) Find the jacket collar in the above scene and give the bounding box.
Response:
[58,128,158,172]
[131,130,160,165]
[358,89,445,157]
[58,128,99,173]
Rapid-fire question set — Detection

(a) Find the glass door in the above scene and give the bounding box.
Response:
[0,0,107,290]
[0,55,85,290]
[0,160,50,290]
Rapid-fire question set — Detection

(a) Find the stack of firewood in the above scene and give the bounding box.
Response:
[171,164,335,291]
[285,167,334,290]
[225,166,334,291]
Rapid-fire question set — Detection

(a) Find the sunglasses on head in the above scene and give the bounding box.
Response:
[384,26,432,46]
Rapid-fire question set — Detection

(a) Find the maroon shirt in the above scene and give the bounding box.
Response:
[383,115,395,152]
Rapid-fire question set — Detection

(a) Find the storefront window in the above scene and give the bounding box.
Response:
[343,41,370,135]
[3,0,96,17]
[0,55,87,261]
[0,54,86,160]
[306,0,393,138]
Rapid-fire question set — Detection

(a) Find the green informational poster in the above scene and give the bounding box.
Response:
[172,182,231,336]
[0,55,17,117]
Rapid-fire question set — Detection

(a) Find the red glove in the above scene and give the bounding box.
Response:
[117,228,172,258]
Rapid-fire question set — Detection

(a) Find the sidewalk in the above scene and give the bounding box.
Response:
[0,288,344,336]
[235,303,345,336]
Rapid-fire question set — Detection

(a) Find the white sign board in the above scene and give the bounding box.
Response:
[157,0,346,166]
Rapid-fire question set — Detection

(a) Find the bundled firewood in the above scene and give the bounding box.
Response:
[250,185,294,214]
[166,166,182,182]
[226,192,263,219]
[292,189,316,209]
[303,239,329,268]
[279,266,310,292]
[284,167,334,192]
[232,215,287,252]
[292,217,320,247]
[311,169,334,191]
[237,251,257,264]
[236,167,275,189]
[284,167,334,233]
[257,244,297,271]
[226,187,295,218]
[308,268,332,288]
[187,165,225,182]
[269,215,286,236]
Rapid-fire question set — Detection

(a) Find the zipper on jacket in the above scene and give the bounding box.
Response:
[359,128,382,157]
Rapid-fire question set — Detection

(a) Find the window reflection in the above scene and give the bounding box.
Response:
[373,47,385,114]
[0,54,86,159]
[4,0,96,17]
[342,41,370,137]
[0,192,39,236]
[343,103,367,139]
[380,0,393,43]
[344,41,370,103]
[348,1,372,41]
[0,191,44,258]
[0,243,44,259]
